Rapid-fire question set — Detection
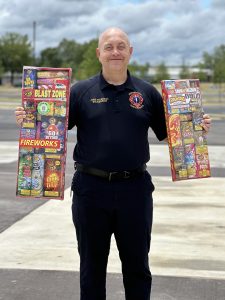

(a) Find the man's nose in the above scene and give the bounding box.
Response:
[112,48,119,55]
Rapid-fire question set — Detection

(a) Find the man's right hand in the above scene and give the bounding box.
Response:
[15,107,26,126]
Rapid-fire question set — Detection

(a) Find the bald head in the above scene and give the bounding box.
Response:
[98,27,131,48]
[96,27,133,81]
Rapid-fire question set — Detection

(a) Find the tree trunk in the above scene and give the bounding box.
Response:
[10,71,14,86]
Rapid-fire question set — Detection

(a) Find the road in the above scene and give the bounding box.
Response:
[0,103,225,299]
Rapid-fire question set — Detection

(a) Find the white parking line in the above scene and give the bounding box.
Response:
[0,142,225,168]
[0,142,19,164]
[147,144,225,168]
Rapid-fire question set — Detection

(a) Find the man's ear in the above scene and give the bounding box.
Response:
[129,46,133,56]
[96,48,100,58]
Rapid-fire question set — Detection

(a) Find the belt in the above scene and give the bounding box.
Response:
[75,163,146,181]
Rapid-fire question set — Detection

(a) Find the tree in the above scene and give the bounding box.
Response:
[39,39,88,80]
[154,62,170,83]
[128,61,150,79]
[57,39,86,77]
[39,47,62,68]
[0,61,4,84]
[195,63,209,82]
[78,39,101,80]
[200,45,225,83]
[179,64,190,79]
[213,45,225,83]
[201,51,214,70]
[0,32,33,85]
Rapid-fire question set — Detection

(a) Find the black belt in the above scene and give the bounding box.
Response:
[75,163,146,181]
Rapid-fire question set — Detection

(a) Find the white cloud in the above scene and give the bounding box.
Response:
[212,0,225,8]
[0,0,224,66]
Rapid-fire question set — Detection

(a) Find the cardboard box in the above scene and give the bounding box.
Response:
[161,79,211,181]
[16,66,72,199]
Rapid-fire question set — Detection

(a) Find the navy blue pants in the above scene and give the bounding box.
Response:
[71,170,154,300]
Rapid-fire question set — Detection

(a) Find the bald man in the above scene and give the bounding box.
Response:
[71,28,157,300]
[15,27,212,300]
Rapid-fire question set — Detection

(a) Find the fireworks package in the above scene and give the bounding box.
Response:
[16,66,72,199]
[161,79,211,181]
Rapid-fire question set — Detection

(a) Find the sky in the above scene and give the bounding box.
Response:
[0,0,224,66]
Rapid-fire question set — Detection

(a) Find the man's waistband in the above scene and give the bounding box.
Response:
[74,163,147,181]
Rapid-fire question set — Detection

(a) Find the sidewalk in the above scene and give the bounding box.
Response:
[0,176,225,299]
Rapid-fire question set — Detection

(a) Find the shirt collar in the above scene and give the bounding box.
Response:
[99,70,135,91]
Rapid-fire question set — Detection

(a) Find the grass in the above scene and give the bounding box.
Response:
[0,86,21,104]
[0,85,20,92]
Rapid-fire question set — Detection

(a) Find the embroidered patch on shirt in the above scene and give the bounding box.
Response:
[90,97,109,104]
[129,92,144,109]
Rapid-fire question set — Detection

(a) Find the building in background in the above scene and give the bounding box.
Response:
[147,66,212,82]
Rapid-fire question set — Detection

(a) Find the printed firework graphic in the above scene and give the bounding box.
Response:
[16,66,72,199]
[161,79,210,181]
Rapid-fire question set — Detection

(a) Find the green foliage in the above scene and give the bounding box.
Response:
[39,38,87,79]
[0,32,33,84]
[2,30,225,85]
[213,45,225,83]
[195,64,208,81]
[0,60,4,77]
[128,61,150,79]
[201,51,214,69]
[154,62,170,83]
[200,45,225,82]
[78,39,101,80]
[58,39,86,72]
[38,47,62,67]
[179,64,190,79]
[39,38,100,80]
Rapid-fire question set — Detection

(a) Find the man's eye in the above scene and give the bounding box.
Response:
[118,45,125,50]
[105,46,112,51]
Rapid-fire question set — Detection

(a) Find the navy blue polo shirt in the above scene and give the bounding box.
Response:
[68,72,167,171]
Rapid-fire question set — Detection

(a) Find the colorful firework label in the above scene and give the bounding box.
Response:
[16,66,72,199]
[31,154,45,197]
[161,79,210,181]
[17,152,33,196]
[43,156,63,197]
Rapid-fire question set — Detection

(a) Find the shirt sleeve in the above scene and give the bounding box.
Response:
[68,82,81,130]
[149,85,168,141]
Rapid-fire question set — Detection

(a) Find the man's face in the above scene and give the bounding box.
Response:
[96,30,133,72]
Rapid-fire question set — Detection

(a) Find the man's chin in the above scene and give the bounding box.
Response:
[108,63,125,71]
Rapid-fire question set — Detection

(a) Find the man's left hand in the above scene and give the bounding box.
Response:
[201,114,212,133]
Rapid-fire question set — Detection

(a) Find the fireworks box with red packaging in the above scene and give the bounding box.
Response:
[16,66,72,199]
[161,79,211,181]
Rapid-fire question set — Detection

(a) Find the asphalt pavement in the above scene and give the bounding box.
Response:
[0,101,225,300]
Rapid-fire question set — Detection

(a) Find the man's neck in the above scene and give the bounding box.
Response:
[102,69,128,86]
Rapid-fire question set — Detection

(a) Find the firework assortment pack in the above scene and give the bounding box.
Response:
[161,79,211,181]
[16,66,72,199]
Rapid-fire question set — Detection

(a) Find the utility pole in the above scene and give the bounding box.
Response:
[33,21,36,64]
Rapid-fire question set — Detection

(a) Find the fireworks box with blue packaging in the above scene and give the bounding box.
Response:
[161,79,211,181]
[16,66,72,199]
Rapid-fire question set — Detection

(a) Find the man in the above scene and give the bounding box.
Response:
[15,27,212,300]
